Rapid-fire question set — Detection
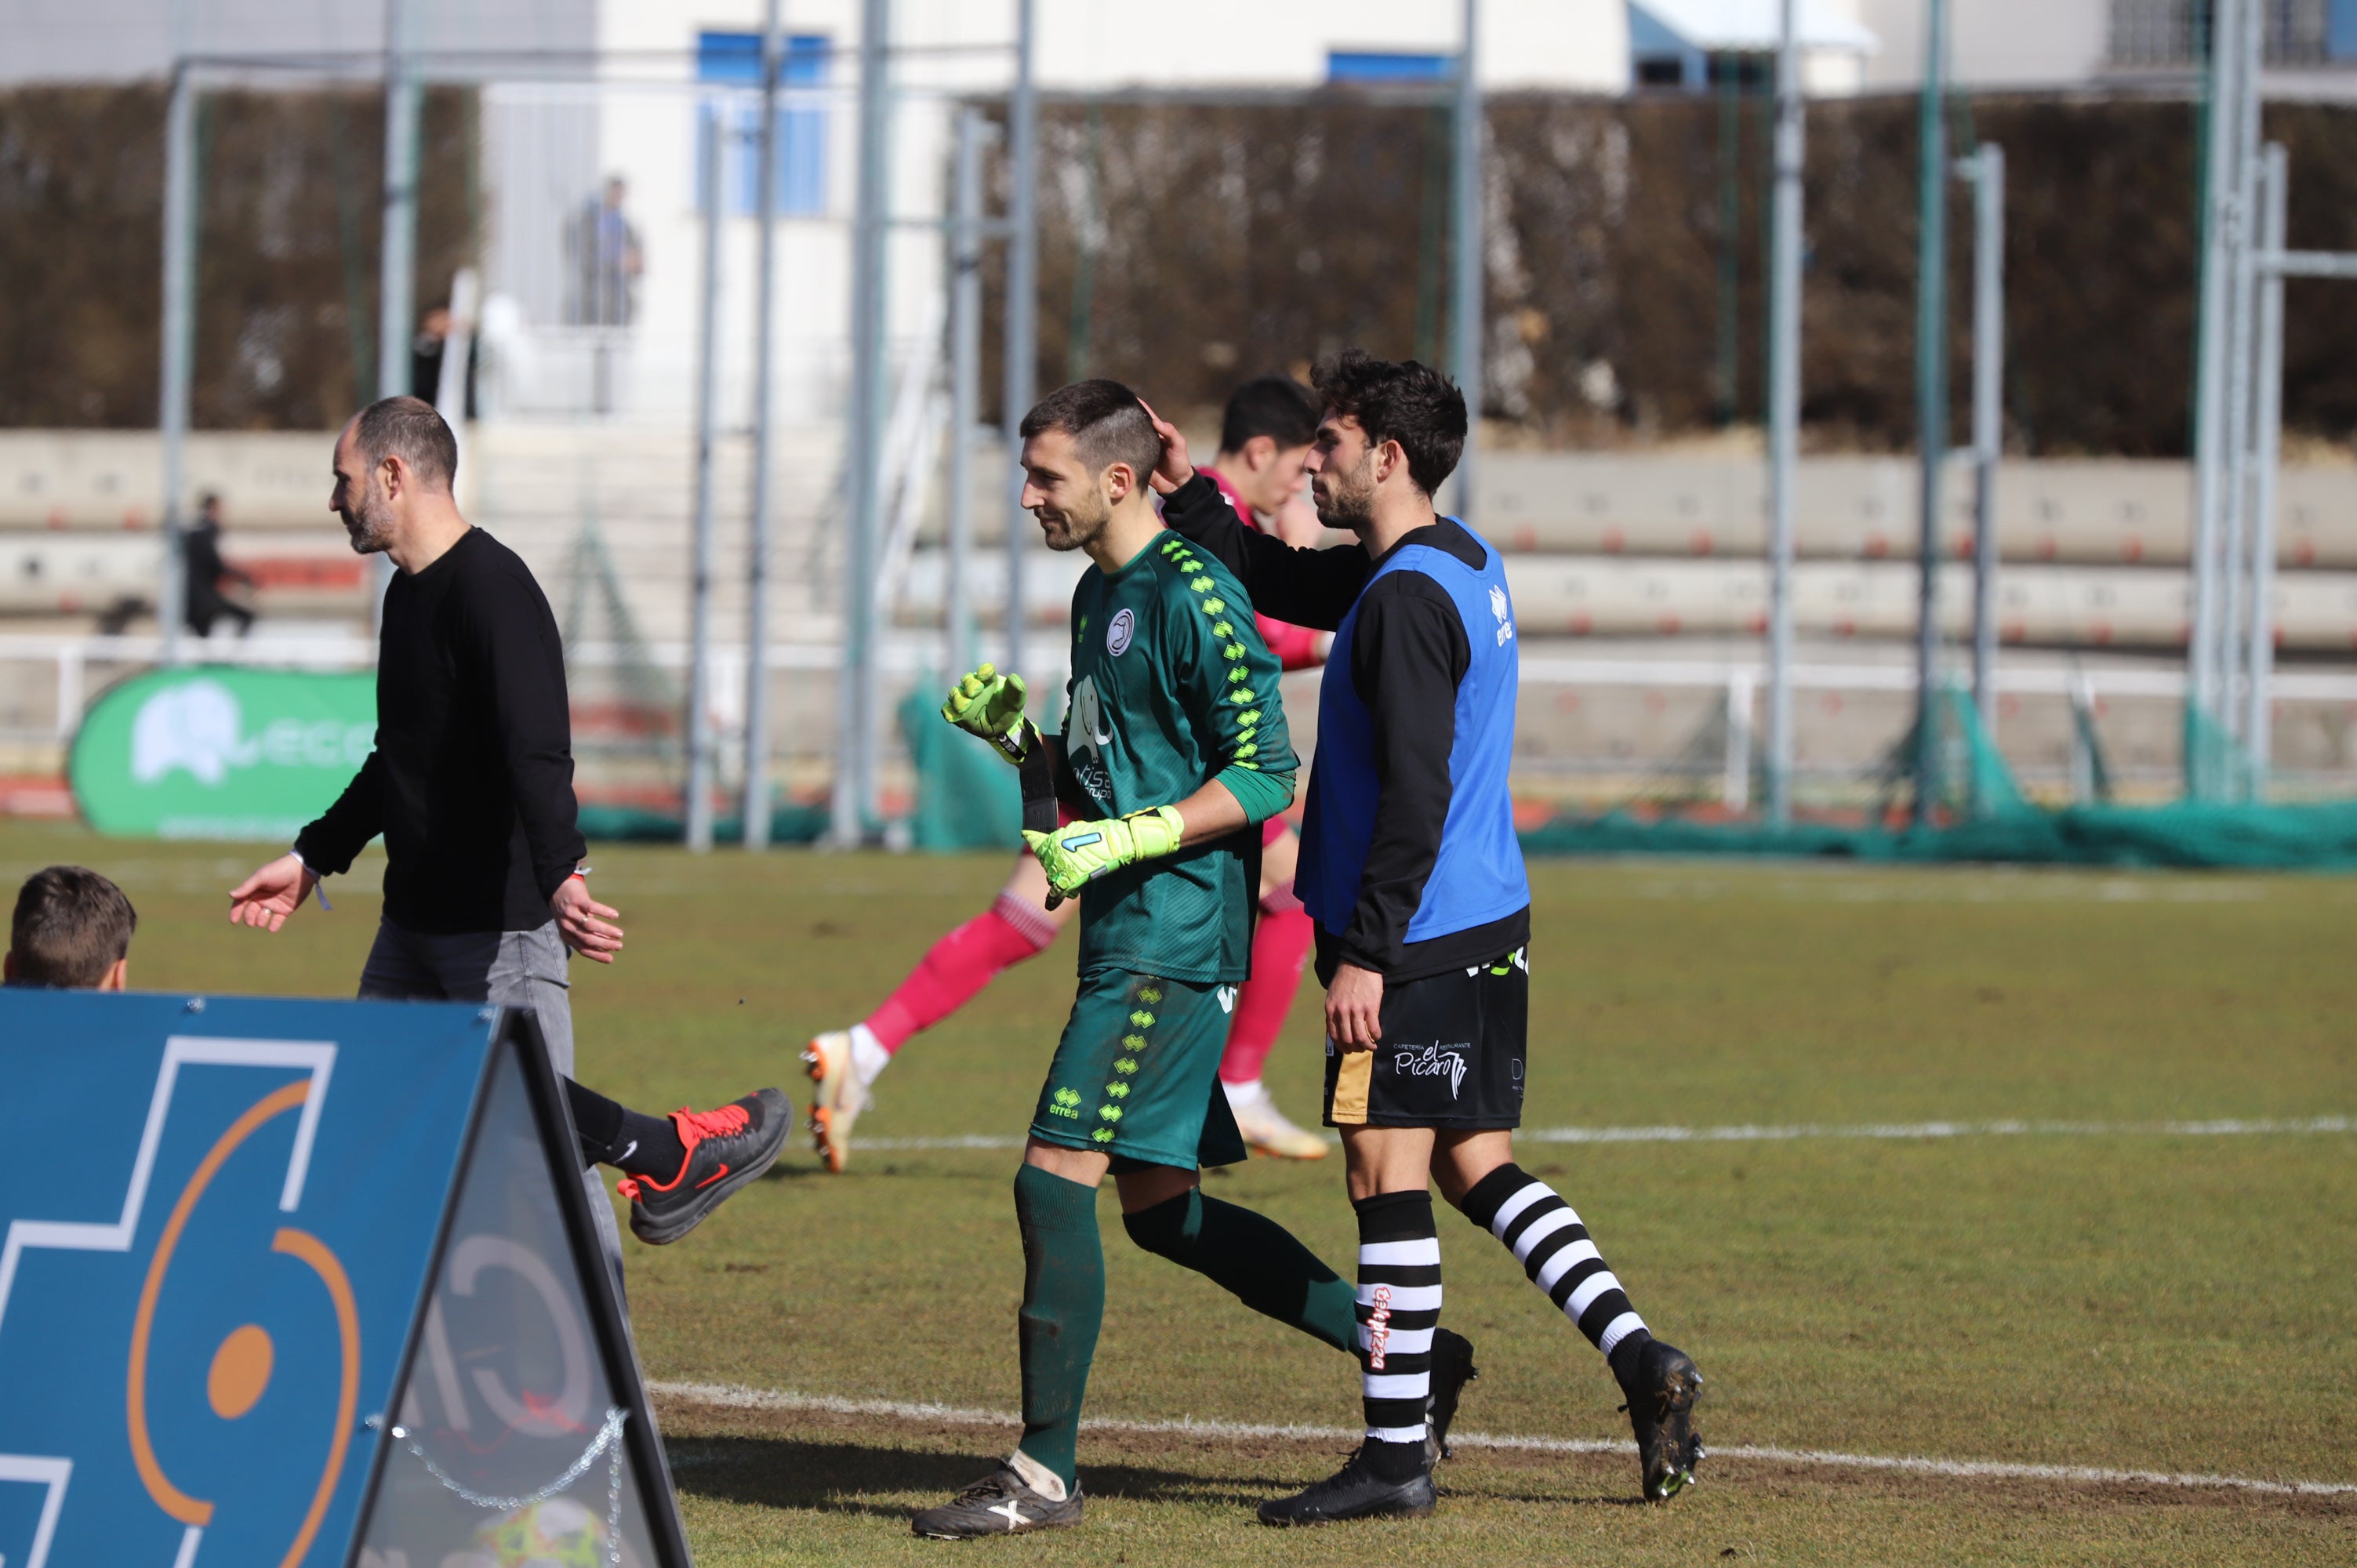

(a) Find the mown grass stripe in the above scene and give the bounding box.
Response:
[649,1380,2357,1497]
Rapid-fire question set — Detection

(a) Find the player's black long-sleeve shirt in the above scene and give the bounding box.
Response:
[296,527,586,934]
[1160,473,1528,983]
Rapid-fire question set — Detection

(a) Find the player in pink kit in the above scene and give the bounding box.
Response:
[802,376,1337,1170]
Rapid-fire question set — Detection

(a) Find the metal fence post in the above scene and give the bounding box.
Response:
[1965,144,2004,735]
[2246,141,2289,790]
[373,0,419,637]
[2188,0,2246,786]
[1447,0,1483,525]
[946,107,988,677]
[1723,668,1755,813]
[685,96,725,853]
[1911,0,1949,827]
[831,0,893,848]
[1001,0,1038,674]
[1763,0,1803,825]
[158,64,197,669]
[743,0,783,848]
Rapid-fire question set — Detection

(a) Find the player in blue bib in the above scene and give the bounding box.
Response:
[1153,352,1705,1523]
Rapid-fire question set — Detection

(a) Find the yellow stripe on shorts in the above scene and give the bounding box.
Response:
[1330,1048,1374,1124]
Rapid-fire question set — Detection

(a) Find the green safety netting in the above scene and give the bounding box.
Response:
[1520,687,2357,869]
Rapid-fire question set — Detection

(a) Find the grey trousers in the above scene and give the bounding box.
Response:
[358,917,626,1299]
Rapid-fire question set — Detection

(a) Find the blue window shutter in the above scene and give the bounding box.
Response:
[695,31,831,217]
[1326,50,1453,83]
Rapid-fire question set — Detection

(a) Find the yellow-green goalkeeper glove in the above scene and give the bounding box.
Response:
[940,662,1039,765]
[1024,806,1186,900]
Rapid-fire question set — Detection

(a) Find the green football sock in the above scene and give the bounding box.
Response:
[1012,1163,1106,1487]
[1122,1188,1358,1354]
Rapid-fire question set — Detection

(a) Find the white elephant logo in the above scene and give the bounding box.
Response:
[131,678,257,786]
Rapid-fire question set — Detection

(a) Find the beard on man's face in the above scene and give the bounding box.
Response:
[1312,451,1376,532]
[1033,485,1111,553]
[340,485,395,555]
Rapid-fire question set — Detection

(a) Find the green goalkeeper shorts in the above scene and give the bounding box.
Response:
[1029,967,1249,1172]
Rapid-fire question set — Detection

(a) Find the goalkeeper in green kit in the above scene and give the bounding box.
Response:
[910,380,1475,1539]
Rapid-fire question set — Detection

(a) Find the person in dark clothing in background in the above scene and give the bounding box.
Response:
[1146,353,1704,1523]
[183,492,256,638]
[227,397,787,1259]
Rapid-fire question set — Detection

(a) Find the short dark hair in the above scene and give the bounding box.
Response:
[1218,376,1320,455]
[353,395,458,492]
[1309,350,1467,499]
[9,866,136,988]
[1019,379,1160,484]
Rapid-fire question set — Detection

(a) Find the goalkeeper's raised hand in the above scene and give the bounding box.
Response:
[940,662,1039,765]
[1024,806,1185,899]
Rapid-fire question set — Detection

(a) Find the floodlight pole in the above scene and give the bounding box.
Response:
[946,107,989,675]
[158,64,197,670]
[1910,0,1948,829]
[1763,0,1803,826]
[831,0,893,848]
[2246,141,2288,789]
[1001,0,1038,674]
[742,0,783,848]
[375,0,420,637]
[685,99,725,853]
[1447,0,1484,525]
[1963,143,2004,734]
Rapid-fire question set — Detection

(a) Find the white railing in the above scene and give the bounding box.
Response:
[13,633,2357,804]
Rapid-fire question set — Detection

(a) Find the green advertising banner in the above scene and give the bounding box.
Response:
[70,666,376,839]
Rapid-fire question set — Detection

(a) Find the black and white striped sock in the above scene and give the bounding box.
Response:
[1456,1163,1648,1359]
[1353,1189,1440,1483]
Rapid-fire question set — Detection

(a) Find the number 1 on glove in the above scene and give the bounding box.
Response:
[1025,805,1185,902]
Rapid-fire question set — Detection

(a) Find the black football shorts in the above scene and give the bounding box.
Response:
[1323,946,1527,1131]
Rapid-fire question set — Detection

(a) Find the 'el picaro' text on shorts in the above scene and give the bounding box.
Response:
[1324,947,1528,1130]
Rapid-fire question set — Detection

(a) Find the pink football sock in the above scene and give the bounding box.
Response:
[865,891,1059,1051]
[1220,895,1314,1084]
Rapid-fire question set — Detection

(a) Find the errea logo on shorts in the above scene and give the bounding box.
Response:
[1106,607,1136,656]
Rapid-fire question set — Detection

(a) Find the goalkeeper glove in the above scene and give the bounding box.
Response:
[940,662,1039,765]
[1024,806,1186,899]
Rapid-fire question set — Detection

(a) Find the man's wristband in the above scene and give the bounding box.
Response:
[289,847,330,912]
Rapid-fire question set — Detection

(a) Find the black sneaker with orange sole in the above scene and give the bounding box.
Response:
[616,1089,791,1244]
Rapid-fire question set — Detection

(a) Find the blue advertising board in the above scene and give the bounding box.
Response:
[0,992,688,1568]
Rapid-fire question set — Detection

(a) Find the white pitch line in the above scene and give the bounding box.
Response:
[852,1116,2355,1152]
[648,1380,2356,1499]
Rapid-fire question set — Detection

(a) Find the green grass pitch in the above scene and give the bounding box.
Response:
[6,821,2352,1564]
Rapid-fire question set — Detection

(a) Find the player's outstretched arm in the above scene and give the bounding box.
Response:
[229,852,316,932]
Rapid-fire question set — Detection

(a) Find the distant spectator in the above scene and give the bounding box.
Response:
[183,492,256,639]
[409,306,478,418]
[568,175,642,328]
[5,866,136,991]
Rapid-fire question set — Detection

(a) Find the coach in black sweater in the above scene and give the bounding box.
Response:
[228,397,787,1256]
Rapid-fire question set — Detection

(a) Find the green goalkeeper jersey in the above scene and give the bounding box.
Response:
[1055,528,1297,985]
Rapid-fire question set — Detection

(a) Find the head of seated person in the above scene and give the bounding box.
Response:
[5,866,137,992]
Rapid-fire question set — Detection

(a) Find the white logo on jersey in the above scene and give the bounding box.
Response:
[1066,675,1116,811]
[1106,606,1136,656]
[1490,584,1516,648]
[1070,676,1112,758]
